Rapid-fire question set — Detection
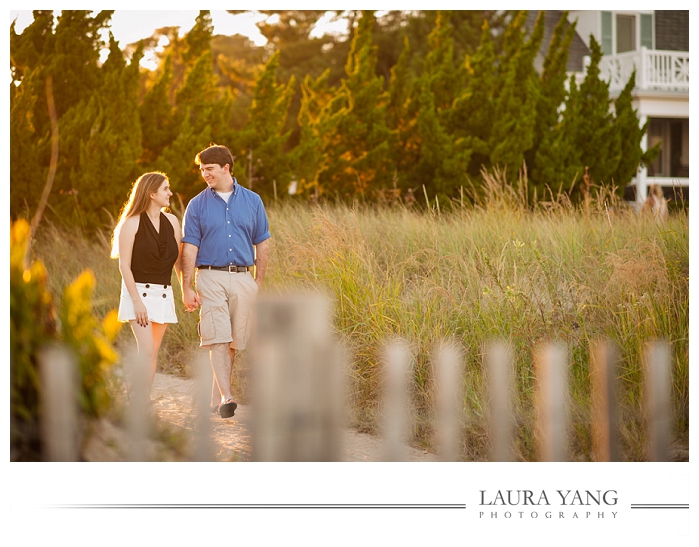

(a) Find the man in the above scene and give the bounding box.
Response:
[181,144,271,419]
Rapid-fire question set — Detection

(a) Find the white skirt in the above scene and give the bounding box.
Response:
[118,280,178,324]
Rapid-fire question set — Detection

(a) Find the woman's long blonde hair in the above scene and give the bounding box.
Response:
[110,172,168,258]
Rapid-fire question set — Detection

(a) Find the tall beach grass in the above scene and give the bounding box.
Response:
[30,175,689,460]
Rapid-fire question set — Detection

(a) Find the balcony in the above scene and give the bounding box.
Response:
[596,48,689,94]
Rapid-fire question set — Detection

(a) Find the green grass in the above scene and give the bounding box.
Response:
[29,179,689,461]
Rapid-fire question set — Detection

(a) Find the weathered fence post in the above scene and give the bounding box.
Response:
[38,344,78,462]
[644,340,673,462]
[192,349,215,461]
[590,340,621,461]
[251,293,344,461]
[433,342,464,461]
[486,341,514,462]
[534,343,569,462]
[123,345,151,461]
[382,339,413,462]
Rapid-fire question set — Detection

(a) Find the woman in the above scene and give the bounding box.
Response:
[111,172,182,393]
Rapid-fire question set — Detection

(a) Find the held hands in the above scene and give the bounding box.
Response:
[183,286,202,312]
[134,300,149,327]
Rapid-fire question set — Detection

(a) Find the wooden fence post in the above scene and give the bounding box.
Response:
[382,339,413,462]
[433,342,464,461]
[192,349,215,461]
[534,342,569,462]
[251,293,344,461]
[590,340,621,461]
[644,340,673,462]
[486,341,514,462]
[123,345,151,461]
[38,344,78,462]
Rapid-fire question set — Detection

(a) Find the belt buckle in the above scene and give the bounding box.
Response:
[228,265,235,273]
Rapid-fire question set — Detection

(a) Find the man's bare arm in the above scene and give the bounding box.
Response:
[181,242,201,310]
[254,238,270,289]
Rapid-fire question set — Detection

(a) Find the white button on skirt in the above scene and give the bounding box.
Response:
[118,280,178,324]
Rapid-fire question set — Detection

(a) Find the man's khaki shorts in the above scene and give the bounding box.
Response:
[195,269,259,349]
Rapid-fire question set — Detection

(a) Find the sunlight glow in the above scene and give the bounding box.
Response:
[11,9,361,72]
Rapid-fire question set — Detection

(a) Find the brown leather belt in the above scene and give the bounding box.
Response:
[197,265,253,273]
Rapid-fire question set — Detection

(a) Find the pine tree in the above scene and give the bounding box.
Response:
[158,39,220,200]
[48,11,113,119]
[386,36,420,189]
[413,79,472,199]
[410,11,473,200]
[295,70,336,198]
[532,74,583,200]
[139,55,176,169]
[489,11,544,173]
[423,11,466,115]
[575,35,621,191]
[10,11,117,225]
[9,70,43,218]
[235,51,296,200]
[449,20,497,177]
[610,69,661,195]
[530,12,578,196]
[183,11,214,64]
[10,10,55,87]
[66,36,144,225]
[320,11,393,198]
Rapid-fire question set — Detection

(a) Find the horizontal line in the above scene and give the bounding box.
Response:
[47,504,466,510]
[631,503,689,507]
[631,505,688,509]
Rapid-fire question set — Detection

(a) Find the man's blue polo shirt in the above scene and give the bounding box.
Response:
[182,179,271,267]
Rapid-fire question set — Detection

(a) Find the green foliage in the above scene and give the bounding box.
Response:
[295,70,333,197]
[414,79,472,198]
[10,219,122,460]
[316,11,394,198]
[182,11,213,64]
[386,36,420,189]
[10,9,656,222]
[489,11,544,172]
[532,74,583,198]
[411,12,473,198]
[68,37,144,227]
[574,36,621,193]
[423,12,466,114]
[449,20,497,177]
[9,69,44,218]
[235,51,296,199]
[158,48,220,200]
[139,55,176,169]
[529,12,578,196]
[611,70,660,193]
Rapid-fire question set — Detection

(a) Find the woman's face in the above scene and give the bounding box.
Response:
[151,179,173,208]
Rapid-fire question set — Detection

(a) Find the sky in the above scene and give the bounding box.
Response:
[9,9,351,69]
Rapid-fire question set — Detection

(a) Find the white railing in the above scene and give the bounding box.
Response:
[596,47,689,93]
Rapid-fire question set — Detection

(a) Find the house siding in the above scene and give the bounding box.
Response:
[655,10,689,51]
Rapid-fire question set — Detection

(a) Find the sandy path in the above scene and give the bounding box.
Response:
[150,372,437,462]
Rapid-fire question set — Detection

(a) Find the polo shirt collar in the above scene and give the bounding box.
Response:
[209,176,238,196]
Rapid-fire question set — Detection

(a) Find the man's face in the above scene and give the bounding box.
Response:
[199,162,231,191]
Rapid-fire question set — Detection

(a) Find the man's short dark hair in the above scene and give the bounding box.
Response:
[195,144,234,169]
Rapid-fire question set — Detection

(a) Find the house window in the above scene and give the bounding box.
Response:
[648,118,690,178]
[616,14,636,53]
[601,11,654,55]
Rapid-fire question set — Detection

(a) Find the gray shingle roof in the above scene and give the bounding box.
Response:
[525,11,591,74]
